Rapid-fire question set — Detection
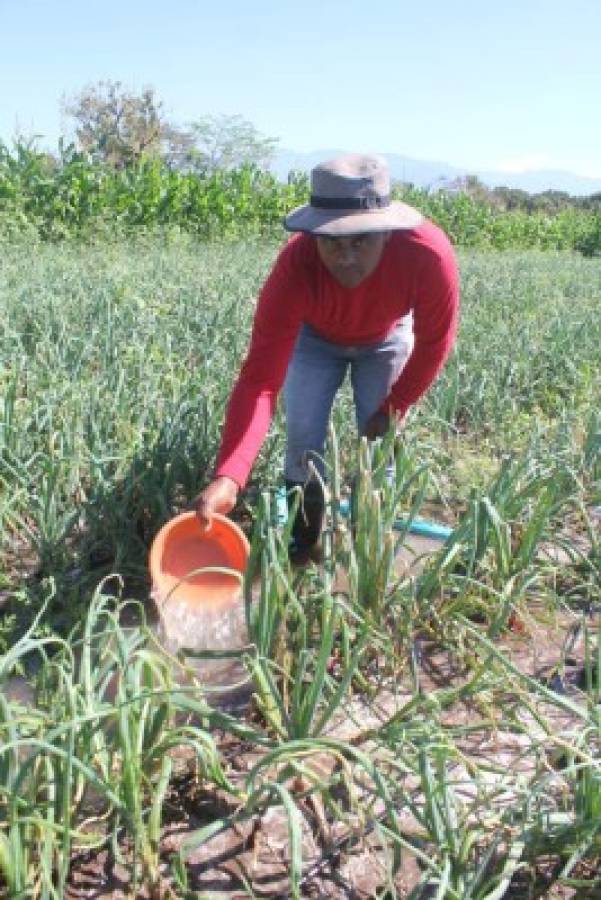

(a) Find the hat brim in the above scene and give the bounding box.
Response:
[284,200,423,236]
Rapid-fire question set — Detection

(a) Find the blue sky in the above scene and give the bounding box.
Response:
[2,0,600,176]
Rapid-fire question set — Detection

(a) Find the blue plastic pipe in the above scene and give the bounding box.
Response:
[275,490,452,541]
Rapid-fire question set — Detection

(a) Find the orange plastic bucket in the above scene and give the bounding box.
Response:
[149,511,250,613]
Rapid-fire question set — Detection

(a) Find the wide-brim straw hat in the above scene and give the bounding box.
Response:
[284,153,423,236]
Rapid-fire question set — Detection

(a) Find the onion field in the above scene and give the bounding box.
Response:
[0,237,599,898]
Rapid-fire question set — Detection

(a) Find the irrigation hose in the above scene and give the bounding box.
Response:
[274,488,453,541]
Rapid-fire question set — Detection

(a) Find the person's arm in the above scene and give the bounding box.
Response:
[379,235,459,420]
[196,240,307,521]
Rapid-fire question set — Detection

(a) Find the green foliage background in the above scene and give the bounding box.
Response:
[1,141,600,253]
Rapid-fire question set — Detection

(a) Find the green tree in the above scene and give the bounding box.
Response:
[453,174,494,204]
[63,81,172,168]
[532,189,571,212]
[178,114,279,173]
[492,186,532,211]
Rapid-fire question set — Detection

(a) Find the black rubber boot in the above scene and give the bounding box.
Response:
[285,479,325,564]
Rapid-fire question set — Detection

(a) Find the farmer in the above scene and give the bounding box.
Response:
[195,153,459,559]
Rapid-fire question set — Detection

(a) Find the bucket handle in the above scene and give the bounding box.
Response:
[153,564,244,612]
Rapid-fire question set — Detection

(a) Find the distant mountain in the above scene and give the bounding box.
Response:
[272,149,601,197]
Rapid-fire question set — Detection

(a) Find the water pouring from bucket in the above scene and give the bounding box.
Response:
[149,512,250,673]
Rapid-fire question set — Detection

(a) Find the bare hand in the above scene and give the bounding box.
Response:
[194,476,239,527]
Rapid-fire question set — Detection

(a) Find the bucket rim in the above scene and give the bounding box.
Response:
[148,511,250,611]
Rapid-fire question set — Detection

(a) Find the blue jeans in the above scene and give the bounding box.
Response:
[283,316,414,482]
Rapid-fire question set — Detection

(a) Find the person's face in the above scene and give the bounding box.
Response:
[315,231,390,288]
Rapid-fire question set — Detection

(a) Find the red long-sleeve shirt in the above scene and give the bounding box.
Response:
[216,220,459,487]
